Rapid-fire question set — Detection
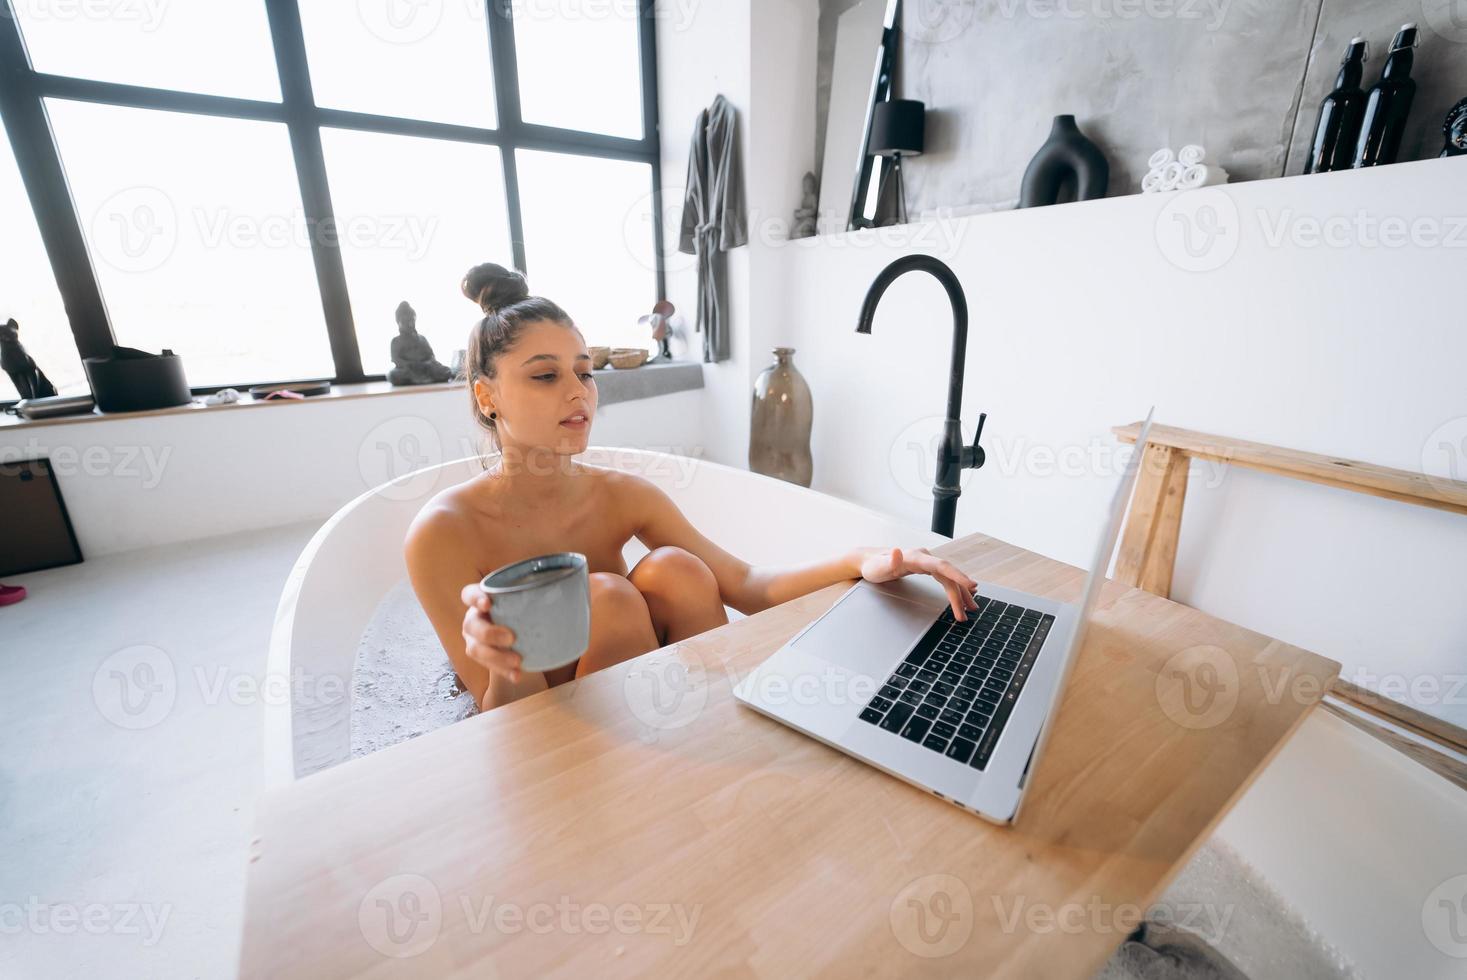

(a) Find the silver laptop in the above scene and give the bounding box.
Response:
[734,410,1155,825]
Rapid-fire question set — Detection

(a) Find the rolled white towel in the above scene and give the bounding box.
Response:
[1179,144,1206,166]
[1141,169,1166,193]
[1180,163,1229,189]
[1147,147,1175,170]
[1160,160,1186,190]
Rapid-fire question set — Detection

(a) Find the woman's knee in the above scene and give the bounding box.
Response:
[589,572,657,639]
[629,546,718,598]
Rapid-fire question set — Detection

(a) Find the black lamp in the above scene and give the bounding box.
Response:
[868,99,925,224]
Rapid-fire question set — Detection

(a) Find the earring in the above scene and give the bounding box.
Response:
[489,411,497,420]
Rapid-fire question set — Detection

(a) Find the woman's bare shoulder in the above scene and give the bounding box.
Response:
[404,475,491,555]
[577,464,677,536]
[579,463,658,505]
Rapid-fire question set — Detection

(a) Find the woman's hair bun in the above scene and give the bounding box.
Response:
[461,262,529,313]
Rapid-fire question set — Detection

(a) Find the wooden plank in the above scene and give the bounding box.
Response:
[1329,676,1467,756]
[1321,699,1467,791]
[1114,443,1190,598]
[1112,421,1467,516]
[238,530,1338,979]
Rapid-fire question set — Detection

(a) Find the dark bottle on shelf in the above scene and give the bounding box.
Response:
[1304,37,1368,173]
[1352,23,1420,168]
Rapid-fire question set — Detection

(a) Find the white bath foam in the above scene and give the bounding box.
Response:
[1096,835,1363,980]
[351,578,477,758]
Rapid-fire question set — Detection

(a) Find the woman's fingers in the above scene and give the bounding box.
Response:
[460,582,491,613]
[463,637,522,677]
[941,578,969,621]
[463,611,516,650]
[460,582,522,678]
[918,551,975,590]
[865,547,978,618]
[907,551,978,610]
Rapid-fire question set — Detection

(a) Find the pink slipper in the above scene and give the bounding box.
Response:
[0,584,27,606]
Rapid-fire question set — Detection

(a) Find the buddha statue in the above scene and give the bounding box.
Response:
[387,301,453,386]
[792,171,818,238]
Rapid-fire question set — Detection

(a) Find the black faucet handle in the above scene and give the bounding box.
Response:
[961,412,987,469]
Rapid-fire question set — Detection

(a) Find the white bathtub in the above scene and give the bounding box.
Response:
[265,448,1467,978]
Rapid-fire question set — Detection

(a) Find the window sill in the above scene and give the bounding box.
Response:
[0,358,704,431]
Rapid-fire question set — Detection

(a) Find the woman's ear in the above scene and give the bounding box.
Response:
[472,377,495,417]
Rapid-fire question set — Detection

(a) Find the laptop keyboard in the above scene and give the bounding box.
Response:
[858,594,1054,771]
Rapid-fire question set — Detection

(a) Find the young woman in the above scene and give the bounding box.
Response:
[404,262,980,713]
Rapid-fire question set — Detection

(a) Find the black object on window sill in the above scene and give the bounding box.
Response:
[12,394,98,421]
[83,345,191,413]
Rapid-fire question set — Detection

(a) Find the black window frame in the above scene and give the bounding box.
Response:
[0,0,665,407]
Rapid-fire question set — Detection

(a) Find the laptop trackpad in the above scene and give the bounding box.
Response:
[790,584,939,679]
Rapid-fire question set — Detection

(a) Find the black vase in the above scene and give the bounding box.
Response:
[1018,114,1109,208]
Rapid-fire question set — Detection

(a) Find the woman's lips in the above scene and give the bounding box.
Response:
[560,416,588,429]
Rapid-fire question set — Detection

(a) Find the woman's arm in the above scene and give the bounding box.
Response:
[404,506,519,707]
[621,474,979,619]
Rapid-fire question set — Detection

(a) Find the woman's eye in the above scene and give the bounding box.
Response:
[579,372,595,382]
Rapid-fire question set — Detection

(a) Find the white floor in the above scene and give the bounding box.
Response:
[0,520,319,979]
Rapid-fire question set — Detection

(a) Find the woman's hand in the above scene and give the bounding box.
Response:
[458,583,524,686]
[857,546,979,621]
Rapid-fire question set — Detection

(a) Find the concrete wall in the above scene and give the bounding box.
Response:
[815,0,1467,218]
[1286,0,1467,174]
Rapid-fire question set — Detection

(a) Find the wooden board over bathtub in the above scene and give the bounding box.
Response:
[237,529,1339,978]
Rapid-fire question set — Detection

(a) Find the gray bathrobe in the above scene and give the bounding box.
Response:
[677,93,747,363]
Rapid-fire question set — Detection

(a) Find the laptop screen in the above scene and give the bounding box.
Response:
[1019,407,1155,787]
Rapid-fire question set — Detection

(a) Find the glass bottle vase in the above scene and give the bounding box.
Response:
[749,346,813,487]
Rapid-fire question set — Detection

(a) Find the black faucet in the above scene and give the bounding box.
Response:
[855,254,986,538]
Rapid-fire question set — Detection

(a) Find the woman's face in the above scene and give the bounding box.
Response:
[475,320,596,454]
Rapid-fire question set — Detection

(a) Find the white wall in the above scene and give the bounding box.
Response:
[748,0,821,393]
[766,156,1467,725]
[656,0,753,470]
[0,386,705,557]
[656,0,819,471]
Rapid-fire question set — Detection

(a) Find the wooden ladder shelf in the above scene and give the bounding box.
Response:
[1112,421,1467,600]
[1111,420,1467,786]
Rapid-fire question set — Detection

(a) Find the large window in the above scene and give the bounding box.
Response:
[47,100,334,387]
[320,128,512,375]
[514,0,642,138]
[0,111,83,401]
[516,149,657,343]
[13,0,280,100]
[296,1,497,128]
[0,0,664,406]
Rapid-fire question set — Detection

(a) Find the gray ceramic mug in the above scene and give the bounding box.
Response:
[479,552,591,673]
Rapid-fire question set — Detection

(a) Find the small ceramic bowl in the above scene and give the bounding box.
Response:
[609,348,648,369]
[588,346,612,369]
